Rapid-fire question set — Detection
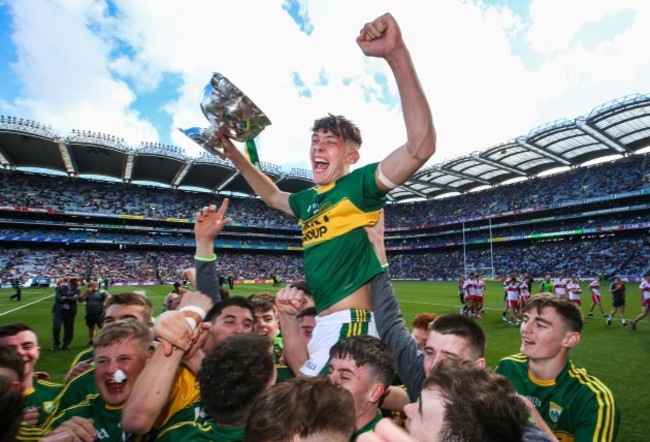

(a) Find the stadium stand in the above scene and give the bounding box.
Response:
[1,94,649,286]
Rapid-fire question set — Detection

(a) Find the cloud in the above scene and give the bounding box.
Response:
[2,0,648,175]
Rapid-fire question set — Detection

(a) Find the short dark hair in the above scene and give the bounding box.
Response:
[312,114,362,147]
[296,306,317,320]
[248,293,276,304]
[198,334,275,426]
[0,345,24,383]
[0,323,34,339]
[423,359,529,442]
[329,335,395,388]
[205,296,255,323]
[245,376,355,442]
[525,294,584,332]
[288,280,312,296]
[428,314,486,359]
[249,297,276,315]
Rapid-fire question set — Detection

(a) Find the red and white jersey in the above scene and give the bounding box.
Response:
[640,280,650,301]
[567,281,582,301]
[589,279,601,296]
[519,281,530,299]
[475,279,486,297]
[506,282,520,302]
[553,278,567,296]
[463,278,477,297]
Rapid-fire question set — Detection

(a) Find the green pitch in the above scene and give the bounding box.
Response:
[1,281,647,440]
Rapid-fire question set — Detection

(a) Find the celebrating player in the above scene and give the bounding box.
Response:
[215,12,436,376]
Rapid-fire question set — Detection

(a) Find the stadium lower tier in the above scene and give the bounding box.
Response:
[1,231,647,286]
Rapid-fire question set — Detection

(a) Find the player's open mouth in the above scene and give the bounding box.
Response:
[313,158,329,172]
[106,380,126,394]
[522,337,534,345]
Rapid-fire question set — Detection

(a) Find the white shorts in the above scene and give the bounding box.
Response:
[300,309,377,377]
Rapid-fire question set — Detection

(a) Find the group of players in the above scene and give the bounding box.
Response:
[2,10,646,441]
[457,271,650,332]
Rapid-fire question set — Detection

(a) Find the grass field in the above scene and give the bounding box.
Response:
[1,281,648,440]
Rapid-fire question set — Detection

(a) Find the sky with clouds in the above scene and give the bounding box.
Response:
[0,0,648,173]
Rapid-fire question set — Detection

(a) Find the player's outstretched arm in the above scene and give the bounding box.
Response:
[215,131,293,215]
[194,200,231,301]
[357,13,436,191]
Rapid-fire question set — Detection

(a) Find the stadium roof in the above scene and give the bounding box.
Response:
[1,93,649,202]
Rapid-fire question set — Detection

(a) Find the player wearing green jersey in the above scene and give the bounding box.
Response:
[150,333,276,442]
[216,12,436,377]
[47,292,155,422]
[46,319,153,442]
[0,323,62,427]
[496,294,619,442]
[250,296,295,383]
[245,377,356,442]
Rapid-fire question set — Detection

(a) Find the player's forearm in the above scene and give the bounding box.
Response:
[370,269,424,398]
[278,311,309,374]
[228,147,291,214]
[387,48,436,164]
[195,236,215,259]
[122,346,183,434]
[195,259,220,302]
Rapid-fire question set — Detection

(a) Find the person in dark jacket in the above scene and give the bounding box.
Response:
[51,278,81,350]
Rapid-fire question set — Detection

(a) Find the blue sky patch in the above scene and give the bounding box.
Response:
[572,9,634,51]
[0,3,20,108]
[282,0,313,35]
[291,71,312,98]
[131,72,183,144]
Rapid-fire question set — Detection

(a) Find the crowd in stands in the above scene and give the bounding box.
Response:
[1,154,648,231]
[384,153,649,228]
[1,233,645,284]
[1,154,648,284]
[0,228,300,248]
[1,248,304,284]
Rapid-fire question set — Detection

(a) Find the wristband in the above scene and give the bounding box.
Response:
[180,305,207,320]
[381,263,389,269]
[183,315,198,330]
[194,254,216,262]
[179,305,207,330]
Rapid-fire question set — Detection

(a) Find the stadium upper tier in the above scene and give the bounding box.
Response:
[1,93,649,202]
[1,153,648,230]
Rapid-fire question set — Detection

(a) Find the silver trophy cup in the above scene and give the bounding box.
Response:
[181,72,271,159]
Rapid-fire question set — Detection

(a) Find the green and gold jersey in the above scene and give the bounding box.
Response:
[45,366,97,426]
[46,393,125,442]
[351,411,383,441]
[15,422,48,441]
[69,346,94,369]
[273,333,295,383]
[496,354,619,442]
[24,377,63,426]
[155,402,245,442]
[289,162,387,312]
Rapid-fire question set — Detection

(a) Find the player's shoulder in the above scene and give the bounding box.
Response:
[495,353,528,373]
[70,346,95,366]
[565,362,615,396]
